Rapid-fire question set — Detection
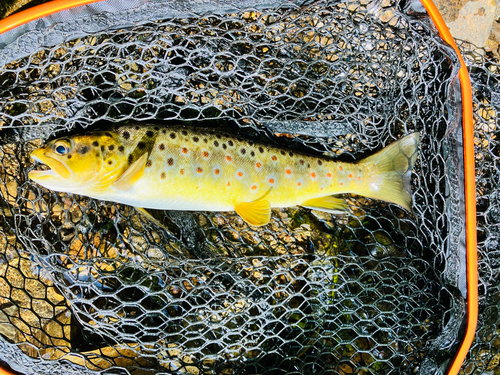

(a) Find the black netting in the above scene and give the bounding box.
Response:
[0,1,470,374]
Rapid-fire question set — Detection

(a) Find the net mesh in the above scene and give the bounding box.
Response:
[0,0,472,374]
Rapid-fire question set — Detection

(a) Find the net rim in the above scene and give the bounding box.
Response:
[0,0,478,374]
[0,0,104,35]
[419,1,478,374]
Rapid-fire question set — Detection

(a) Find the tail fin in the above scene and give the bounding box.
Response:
[358,133,419,212]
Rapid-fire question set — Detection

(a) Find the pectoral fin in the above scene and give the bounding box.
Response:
[135,207,169,232]
[300,196,347,214]
[234,191,272,226]
[113,153,149,191]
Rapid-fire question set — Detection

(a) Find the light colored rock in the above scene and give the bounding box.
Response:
[446,0,497,48]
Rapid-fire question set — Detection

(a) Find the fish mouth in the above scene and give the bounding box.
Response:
[28,148,71,181]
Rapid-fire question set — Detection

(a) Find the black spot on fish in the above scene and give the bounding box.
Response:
[203,138,208,143]
[80,146,89,154]
[122,131,130,139]
[299,159,304,165]
[161,172,166,179]
[222,143,227,150]
[128,154,133,164]
[241,148,246,155]
[67,155,72,159]
[289,152,293,157]
[135,126,140,130]
[108,160,113,165]
[159,143,165,151]
[105,132,112,138]
[237,137,243,142]
[250,151,255,157]
[108,145,114,151]
[307,163,310,168]
[154,126,160,131]
[216,134,221,139]
[146,160,152,167]
[182,130,188,136]
[101,146,105,152]
[228,140,234,147]
[162,129,166,134]
[167,158,174,166]
[318,160,323,166]
[118,146,124,152]
[146,130,154,138]
[259,147,264,153]
[193,137,199,142]
[138,142,146,150]
[248,141,254,146]
[214,141,219,147]
[95,153,99,157]
[280,150,286,156]
[170,133,176,139]
[92,141,99,147]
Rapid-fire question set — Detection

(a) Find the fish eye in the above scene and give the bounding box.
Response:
[53,142,70,155]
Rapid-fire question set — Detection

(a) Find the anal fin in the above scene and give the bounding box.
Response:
[300,196,347,215]
[234,191,272,226]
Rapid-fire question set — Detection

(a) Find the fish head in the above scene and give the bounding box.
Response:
[28,133,124,193]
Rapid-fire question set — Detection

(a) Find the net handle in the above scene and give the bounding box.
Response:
[0,0,104,34]
[419,1,478,374]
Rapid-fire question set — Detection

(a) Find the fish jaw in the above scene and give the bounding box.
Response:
[28,148,71,188]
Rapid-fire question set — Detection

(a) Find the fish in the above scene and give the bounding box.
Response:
[28,124,419,226]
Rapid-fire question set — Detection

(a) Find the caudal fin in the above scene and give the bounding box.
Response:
[359,133,419,212]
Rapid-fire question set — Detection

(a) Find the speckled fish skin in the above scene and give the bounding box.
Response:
[28,125,419,226]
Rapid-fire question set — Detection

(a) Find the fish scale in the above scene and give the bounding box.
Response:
[28,124,420,226]
[117,126,365,209]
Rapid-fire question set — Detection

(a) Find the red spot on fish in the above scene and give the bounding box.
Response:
[225,156,232,162]
[340,182,343,186]
[348,173,352,178]
[339,165,343,172]
[358,176,361,181]
[203,151,209,158]
[320,187,324,191]
[310,172,316,178]
[286,169,291,175]
[326,172,332,178]
[238,171,243,177]
[214,169,220,175]
[180,169,185,175]
[256,162,261,169]
[182,147,188,154]
[297,182,302,187]
[269,178,274,184]
[197,167,203,173]
[251,185,257,190]
[271,155,277,161]
[227,181,231,186]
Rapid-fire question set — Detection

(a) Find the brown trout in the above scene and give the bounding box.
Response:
[29,125,419,226]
